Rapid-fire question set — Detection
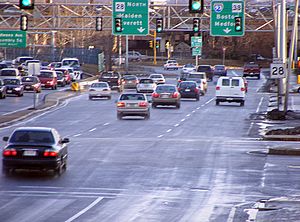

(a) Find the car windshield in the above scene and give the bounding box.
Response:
[120,94,145,100]
[10,131,54,143]
[21,77,37,83]
[0,70,16,76]
[123,75,137,80]
[140,79,153,84]
[3,79,20,85]
[156,86,176,93]
[184,64,194,68]
[40,72,53,78]
[62,60,79,67]
[188,74,205,79]
[91,83,108,88]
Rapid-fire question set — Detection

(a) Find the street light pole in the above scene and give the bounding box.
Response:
[222,47,226,65]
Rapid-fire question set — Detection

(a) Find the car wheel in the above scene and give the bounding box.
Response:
[196,95,200,101]
[257,75,260,80]
[152,103,156,108]
[89,96,93,100]
[107,96,111,100]
[55,162,64,176]
[2,167,10,176]
[117,113,123,120]
[0,93,4,99]
[297,87,300,93]
[145,113,150,120]
[216,100,220,105]
[240,101,245,106]
[176,103,180,109]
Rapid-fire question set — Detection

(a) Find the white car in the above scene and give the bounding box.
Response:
[89,82,111,100]
[149,73,165,85]
[215,76,246,106]
[182,72,208,93]
[163,60,179,70]
[181,64,196,74]
[136,78,156,93]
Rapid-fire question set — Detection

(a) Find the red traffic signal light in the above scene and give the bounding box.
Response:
[156,18,163,33]
[193,18,200,33]
[19,0,35,10]
[189,0,203,13]
[20,15,28,31]
[115,18,122,32]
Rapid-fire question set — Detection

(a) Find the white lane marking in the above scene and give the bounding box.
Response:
[247,122,254,136]
[181,119,185,122]
[166,129,172,133]
[174,124,180,127]
[73,134,81,137]
[65,197,103,222]
[196,107,201,109]
[291,96,295,110]
[205,98,215,104]
[89,128,97,132]
[103,122,110,126]
[186,114,191,117]
[226,207,237,222]
[2,105,32,116]
[192,110,196,113]
[201,104,205,107]
[158,135,164,138]
[256,97,264,113]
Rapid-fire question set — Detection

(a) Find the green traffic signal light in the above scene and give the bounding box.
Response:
[19,0,34,10]
[193,18,200,33]
[156,18,163,33]
[234,17,242,32]
[115,18,122,33]
[192,2,201,10]
[189,0,203,13]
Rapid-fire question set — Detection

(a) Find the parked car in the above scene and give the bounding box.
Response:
[0,68,21,80]
[178,81,200,101]
[152,84,181,108]
[98,71,124,92]
[89,82,111,100]
[213,65,227,76]
[0,79,7,99]
[163,60,179,70]
[196,65,214,81]
[3,78,24,97]
[123,51,147,61]
[149,73,165,84]
[181,63,196,74]
[2,126,69,176]
[56,71,67,87]
[243,62,261,79]
[21,76,42,93]
[122,75,139,89]
[38,70,58,90]
[136,78,156,93]
[116,93,150,120]
[215,76,246,106]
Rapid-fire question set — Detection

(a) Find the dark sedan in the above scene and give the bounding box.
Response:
[3,78,24,97]
[21,76,42,93]
[178,81,200,101]
[2,127,69,176]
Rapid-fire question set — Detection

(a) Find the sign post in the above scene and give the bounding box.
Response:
[112,0,149,36]
[191,36,202,66]
[210,0,245,37]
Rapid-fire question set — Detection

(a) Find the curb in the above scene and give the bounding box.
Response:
[262,134,300,141]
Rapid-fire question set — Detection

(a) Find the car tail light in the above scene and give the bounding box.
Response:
[178,88,181,91]
[194,88,199,93]
[138,102,148,107]
[216,86,220,90]
[44,150,58,157]
[178,80,182,83]
[117,102,125,107]
[152,92,159,98]
[241,87,246,91]
[172,92,179,98]
[3,149,17,157]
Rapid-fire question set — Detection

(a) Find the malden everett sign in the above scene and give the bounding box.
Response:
[210,0,245,37]
[0,31,27,48]
[112,0,149,36]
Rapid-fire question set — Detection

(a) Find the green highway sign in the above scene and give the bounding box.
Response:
[0,30,26,48]
[192,47,202,56]
[112,0,149,36]
[191,36,202,48]
[210,0,245,36]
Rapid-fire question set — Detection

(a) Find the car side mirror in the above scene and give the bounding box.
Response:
[61,138,70,143]
[3,136,9,142]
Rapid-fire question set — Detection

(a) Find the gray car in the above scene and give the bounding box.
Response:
[116,93,150,120]
[151,84,181,108]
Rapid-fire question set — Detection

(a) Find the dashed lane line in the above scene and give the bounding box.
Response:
[89,128,97,132]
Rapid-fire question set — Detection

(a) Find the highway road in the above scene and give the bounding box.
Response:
[0,69,300,221]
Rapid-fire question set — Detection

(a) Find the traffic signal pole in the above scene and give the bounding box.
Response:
[153,31,157,65]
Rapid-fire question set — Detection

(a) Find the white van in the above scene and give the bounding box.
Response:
[0,68,21,80]
[215,76,246,106]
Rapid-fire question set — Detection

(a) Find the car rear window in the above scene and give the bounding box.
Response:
[40,72,53,78]
[120,94,145,100]
[140,79,153,84]
[197,66,211,72]
[221,79,230,86]
[10,131,55,143]
[123,75,137,80]
[21,77,38,83]
[3,79,20,85]
[101,72,120,78]
[215,65,225,70]
[0,70,16,76]
[232,79,240,86]
[188,74,204,79]
[156,85,176,93]
[179,82,196,88]
[150,74,163,78]
[91,83,108,88]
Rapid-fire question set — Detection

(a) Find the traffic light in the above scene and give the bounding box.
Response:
[189,0,203,13]
[149,40,153,48]
[19,0,35,10]
[20,15,28,31]
[96,17,102,31]
[193,18,200,33]
[156,40,160,49]
[115,18,122,32]
[156,18,163,33]
[234,17,242,32]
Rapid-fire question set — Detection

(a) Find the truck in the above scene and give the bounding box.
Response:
[98,71,124,92]
[243,62,261,79]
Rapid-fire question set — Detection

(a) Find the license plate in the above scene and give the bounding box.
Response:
[227,98,233,101]
[127,103,137,107]
[7,90,12,93]
[23,150,37,156]
[185,89,191,92]
[161,95,169,98]
[25,86,31,89]
[128,81,132,83]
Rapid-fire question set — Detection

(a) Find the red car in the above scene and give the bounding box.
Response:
[38,70,58,90]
